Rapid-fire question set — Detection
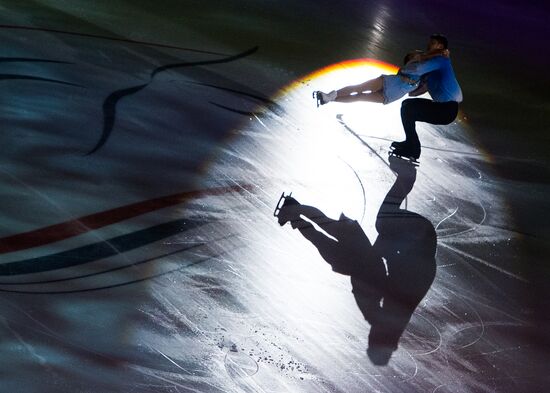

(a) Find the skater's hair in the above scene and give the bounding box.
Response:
[430,34,448,49]
[403,50,422,64]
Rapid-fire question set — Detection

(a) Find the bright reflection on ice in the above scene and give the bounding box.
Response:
[223,61,418,330]
[206,57,513,387]
[274,60,407,239]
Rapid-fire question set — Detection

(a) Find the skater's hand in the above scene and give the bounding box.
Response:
[410,53,422,62]
[409,82,428,97]
[442,49,450,57]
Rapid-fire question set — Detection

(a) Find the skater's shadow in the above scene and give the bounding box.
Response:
[281,156,436,365]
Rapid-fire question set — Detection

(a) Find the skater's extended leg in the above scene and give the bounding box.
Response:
[337,76,384,97]
[296,221,337,248]
[293,219,345,271]
[296,205,346,238]
[315,77,384,106]
[335,91,384,104]
[295,214,371,276]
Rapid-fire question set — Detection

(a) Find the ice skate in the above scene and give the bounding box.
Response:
[274,192,301,228]
[313,90,337,107]
[390,140,407,150]
[389,143,420,164]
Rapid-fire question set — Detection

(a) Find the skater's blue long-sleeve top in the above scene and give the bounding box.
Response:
[400,57,463,103]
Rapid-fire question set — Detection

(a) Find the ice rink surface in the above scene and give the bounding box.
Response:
[0,1,548,392]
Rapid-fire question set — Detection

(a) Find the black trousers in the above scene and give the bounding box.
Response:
[400,98,459,150]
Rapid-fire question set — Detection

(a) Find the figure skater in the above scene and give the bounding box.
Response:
[314,48,448,106]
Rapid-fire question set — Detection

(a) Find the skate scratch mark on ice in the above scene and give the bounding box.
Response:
[339,158,367,223]
[153,347,192,374]
[0,317,48,366]
[0,168,126,260]
[435,207,458,231]
[0,246,243,294]
[441,286,527,324]
[253,113,269,130]
[438,199,486,239]
[444,244,515,298]
[133,385,174,390]
[147,290,210,339]
[435,155,486,238]
[218,147,260,167]
[401,349,419,382]
[355,133,489,158]
[235,234,298,260]
[480,345,524,356]
[473,167,482,180]
[479,223,540,239]
[439,242,528,282]
[432,384,447,393]
[336,114,389,166]
[453,306,486,350]
[128,365,191,391]
[2,309,126,365]
[87,46,258,155]
[413,313,443,355]
[336,113,409,210]
[3,299,59,337]
[8,309,135,379]
[223,174,273,212]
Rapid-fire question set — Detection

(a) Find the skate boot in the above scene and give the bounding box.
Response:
[390,140,407,150]
[274,193,301,228]
[389,143,420,163]
[313,90,337,107]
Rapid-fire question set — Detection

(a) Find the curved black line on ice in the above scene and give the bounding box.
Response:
[0,74,82,87]
[87,46,259,155]
[0,218,206,276]
[0,58,73,64]
[0,247,240,295]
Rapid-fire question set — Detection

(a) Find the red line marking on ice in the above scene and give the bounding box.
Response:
[0,185,251,254]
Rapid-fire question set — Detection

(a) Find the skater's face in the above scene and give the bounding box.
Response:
[427,38,444,51]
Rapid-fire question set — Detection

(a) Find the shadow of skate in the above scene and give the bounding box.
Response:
[280,156,436,365]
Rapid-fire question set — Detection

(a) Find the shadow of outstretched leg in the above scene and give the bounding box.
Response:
[280,200,384,279]
[275,157,436,365]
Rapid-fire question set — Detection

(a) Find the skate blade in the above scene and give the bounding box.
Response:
[312,91,320,107]
[388,151,419,165]
[273,192,292,217]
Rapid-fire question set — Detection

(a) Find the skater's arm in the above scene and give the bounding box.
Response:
[413,49,449,63]
[408,82,428,97]
[399,56,445,77]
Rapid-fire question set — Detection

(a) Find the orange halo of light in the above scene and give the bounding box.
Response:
[273,57,482,162]
[307,58,399,79]
[278,58,399,97]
